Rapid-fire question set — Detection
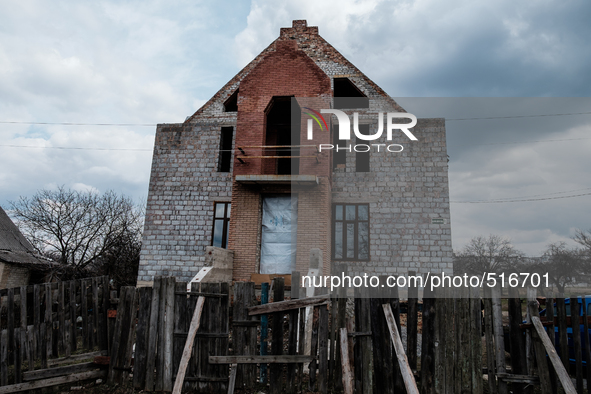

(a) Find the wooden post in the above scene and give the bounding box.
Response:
[370,281,394,394]
[100,276,110,351]
[340,328,354,394]
[260,282,269,385]
[270,278,284,394]
[318,305,329,394]
[108,286,138,385]
[233,281,257,390]
[421,277,435,394]
[145,277,162,391]
[545,296,558,393]
[81,279,88,349]
[582,297,591,391]
[69,281,77,352]
[287,273,300,394]
[491,285,508,394]
[556,297,569,366]
[92,278,99,348]
[172,296,205,394]
[571,299,584,393]
[1,330,7,387]
[383,303,420,394]
[353,286,372,394]
[470,286,483,394]
[134,286,152,390]
[308,306,320,392]
[507,287,526,392]
[163,277,176,391]
[407,270,418,372]
[44,284,53,360]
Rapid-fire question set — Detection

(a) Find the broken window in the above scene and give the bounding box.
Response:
[223,89,238,112]
[218,127,234,172]
[265,97,300,175]
[211,202,231,248]
[333,78,369,109]
[333,204,369,261]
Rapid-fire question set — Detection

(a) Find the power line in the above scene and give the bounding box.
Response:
[0,144,151,151]
[446,111,591,121]
[0,121,157,126]
[451,191,591,203]
[1,110,590,127]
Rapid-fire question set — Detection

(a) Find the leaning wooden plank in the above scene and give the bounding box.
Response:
[172,296,205,394]
[340,328,354,394]
[22,362,101,381]
[527,298,552,394]
[227,364,237,394]
[531,316,576,394]
[248,295,329,315]
[47,350,108,367]
[209,355,315,364]
[0,369,107,394]
[382,304,419,394]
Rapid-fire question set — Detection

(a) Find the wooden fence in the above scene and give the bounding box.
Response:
[0,276,114,392]
[128,274,483,394]
[484,285,591,394]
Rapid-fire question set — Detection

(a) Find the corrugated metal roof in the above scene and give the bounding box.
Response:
[0,206,35,253]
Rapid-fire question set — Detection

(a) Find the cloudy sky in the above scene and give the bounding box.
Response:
[1,0,590,256]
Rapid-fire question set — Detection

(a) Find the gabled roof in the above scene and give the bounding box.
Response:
[0,206,35,252]
[186,20,404,123]
[0,206,47,266]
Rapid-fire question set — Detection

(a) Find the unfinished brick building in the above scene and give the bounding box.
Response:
[137,20,452,285]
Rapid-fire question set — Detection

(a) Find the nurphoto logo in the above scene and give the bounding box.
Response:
[304,108,418,153]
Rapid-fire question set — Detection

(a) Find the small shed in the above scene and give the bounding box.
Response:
[0,206,48,289]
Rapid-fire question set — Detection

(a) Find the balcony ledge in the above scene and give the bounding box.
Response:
[235,174,319,185]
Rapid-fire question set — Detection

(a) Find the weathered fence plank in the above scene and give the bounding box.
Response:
[108,286,138,385]
[270,278,285,394]
[556,297,569,366]
[259,282,269,385]
[172,296,205,394]
[383,303,419,394]
[233,281,257,390]
[145,277,162,391]
[491,285,508,394]
[318,305,329,394]
[339,327,354,394]
[407,270,418,372]
[134,286,152,390]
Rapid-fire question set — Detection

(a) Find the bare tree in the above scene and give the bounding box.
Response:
[533,242,589,295]
[10,186,143,279]
[574,229,591,256]
[453,234,524,275]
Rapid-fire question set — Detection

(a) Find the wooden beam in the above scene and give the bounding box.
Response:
[247,295,329,316]
[531,316,577,394]
[340,328,354,394]
[172,296,205,394]
[47,350,108,367]
[209,355,314,364]
[23,362,102,381]
[382,304,419,394]
[496,373,540,384]
[0,370,107,394]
